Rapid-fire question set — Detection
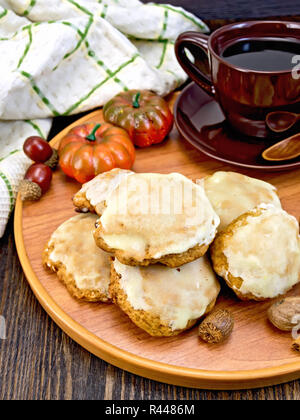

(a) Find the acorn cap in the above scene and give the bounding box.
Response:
[44,148,58,169]
[19,179,42,201]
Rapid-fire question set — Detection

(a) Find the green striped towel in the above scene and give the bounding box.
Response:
[0,0,208,237]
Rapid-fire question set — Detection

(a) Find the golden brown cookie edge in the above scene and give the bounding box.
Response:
[43,241,112,303]
[109,259,216,336]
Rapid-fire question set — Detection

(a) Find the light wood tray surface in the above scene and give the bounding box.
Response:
[14,100,300,390]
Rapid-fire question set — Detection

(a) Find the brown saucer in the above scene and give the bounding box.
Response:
[174,82,300,171]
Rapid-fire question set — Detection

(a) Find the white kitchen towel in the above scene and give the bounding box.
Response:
[0,118,52,237]
[0,0,208,237]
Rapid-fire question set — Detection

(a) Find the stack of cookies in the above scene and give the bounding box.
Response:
[44,168,221,336]
[43,169,300,337]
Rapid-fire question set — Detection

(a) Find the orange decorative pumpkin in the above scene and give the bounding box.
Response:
[103,90,174,148]
[58,122,135,183]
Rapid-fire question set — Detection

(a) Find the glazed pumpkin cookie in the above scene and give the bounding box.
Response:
[203,171,281,231]
[73,168,133,215]
[210,204,300,301]
[94,172,220,267]
[110,256,220,336]
[43,214,111,302]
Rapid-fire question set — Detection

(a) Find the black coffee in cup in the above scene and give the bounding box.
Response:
[221,37,300,71]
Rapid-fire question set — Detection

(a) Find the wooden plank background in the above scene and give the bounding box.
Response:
[1,0,300,400]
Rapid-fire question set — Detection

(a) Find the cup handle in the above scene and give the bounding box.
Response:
[175,31,215,97]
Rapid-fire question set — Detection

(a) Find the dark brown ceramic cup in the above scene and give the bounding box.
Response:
[175,21,300,138]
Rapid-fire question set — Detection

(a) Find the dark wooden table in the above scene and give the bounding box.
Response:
[1,0,300,401]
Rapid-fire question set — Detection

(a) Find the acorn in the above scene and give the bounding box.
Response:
[44,148,59,169]
[19,179,42,201]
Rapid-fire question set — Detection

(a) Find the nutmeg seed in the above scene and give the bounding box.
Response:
[198,308,234,344]
[292,337,300,353]
[268,297,300,331]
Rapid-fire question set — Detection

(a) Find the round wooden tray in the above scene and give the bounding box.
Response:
[14,105,300,390]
